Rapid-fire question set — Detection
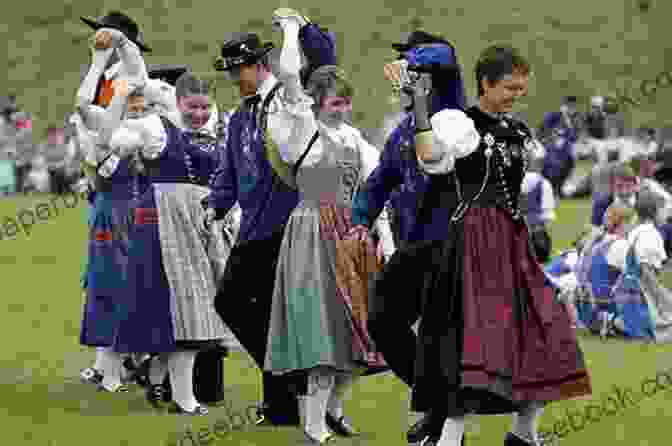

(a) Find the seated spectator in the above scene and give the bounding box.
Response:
[591,163,639,229]
[609,191,666,340]
[12,110,35,193]
[581,205,632,336]
[23,155,51,193]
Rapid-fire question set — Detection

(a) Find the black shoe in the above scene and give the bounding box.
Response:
[168,402,209,416]
[408,413,442,445]
[79,367,103,385]
[419,434,465,446]
[124,356,152,388]
[255,403,301,426]
[325,412,359,436]
[145,384,167,409]
[505,432,539,446]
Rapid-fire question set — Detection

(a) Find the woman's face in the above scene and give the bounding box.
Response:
[177,94,212,129]
[318,95,352,126]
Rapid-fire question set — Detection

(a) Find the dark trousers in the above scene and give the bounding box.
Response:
[49,169,70,195]
[368,242,429,387]
[15,164,30,192]
[213,229,301,424]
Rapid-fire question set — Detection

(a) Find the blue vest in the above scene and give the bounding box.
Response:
[589,238,622,300]
[207,101,299,243]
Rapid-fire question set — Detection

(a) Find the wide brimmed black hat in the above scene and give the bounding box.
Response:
[392,30,452,53]
[148,64,191,86]
[214,32,274,71]
[80,11,151,52]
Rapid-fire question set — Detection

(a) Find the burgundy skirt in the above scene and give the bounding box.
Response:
[411,206,591,415]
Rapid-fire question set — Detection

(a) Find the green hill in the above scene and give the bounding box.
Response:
[4,0,672,137]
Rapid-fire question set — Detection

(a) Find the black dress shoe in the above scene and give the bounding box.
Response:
[408,412,443,445]
[504,432,538,446]
[325,412,359,436]
[145,384,167,408]
[255,403,300,426]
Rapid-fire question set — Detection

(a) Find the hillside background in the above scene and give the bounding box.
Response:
[3,0,671,138]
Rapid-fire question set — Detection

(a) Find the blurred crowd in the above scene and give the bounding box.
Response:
[0,94,83,196]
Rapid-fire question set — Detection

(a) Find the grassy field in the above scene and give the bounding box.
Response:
[3,0,672,138]
[1,160,671,445]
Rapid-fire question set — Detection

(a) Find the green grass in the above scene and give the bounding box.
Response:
[1,170,671,445]
[4,0,672,138]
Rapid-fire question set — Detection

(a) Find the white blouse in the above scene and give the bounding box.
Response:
[629,223,667,270]
[415,109,481,175]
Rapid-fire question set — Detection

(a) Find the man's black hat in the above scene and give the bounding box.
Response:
[563,95,578,104]
[392,30,452,53]
[80,11,152,52]
[214,33,274,71]
[148,64,191,86]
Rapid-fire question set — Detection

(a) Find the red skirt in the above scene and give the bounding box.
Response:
[411,206,591,415]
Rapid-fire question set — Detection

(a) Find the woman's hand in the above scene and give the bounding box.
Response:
[111,79,131,98]
[346,224,370,242]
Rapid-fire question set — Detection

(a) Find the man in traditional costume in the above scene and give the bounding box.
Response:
[383,44,592,446]
[205,8,337,425]
[350,31,464,446]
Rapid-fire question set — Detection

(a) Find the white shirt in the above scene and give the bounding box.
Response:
[601,233,630,270]
[628,222,667,269]
[521,172,556,222]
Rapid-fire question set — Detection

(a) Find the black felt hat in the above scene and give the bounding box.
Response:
[392,30,451,53]
[80,11,151,52]
[147,64,191,86]
[214,32,274,71]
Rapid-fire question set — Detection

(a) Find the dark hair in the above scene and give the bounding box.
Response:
[475,45,530,96]
[635,191,662,221]
[176,72,211,98]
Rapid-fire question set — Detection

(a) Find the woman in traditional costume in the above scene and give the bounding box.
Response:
[110,81,226,415]
[263,12,393,444]
[383,44,592,446]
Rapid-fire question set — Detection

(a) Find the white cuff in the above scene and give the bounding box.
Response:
[98,154,121,178]
[417,110,480,174]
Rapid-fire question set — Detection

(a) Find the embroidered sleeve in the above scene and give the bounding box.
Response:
[417,109,481,175]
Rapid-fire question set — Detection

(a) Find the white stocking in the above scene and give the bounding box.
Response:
[92,347,106,371]
[98,348,123,388]
[327,372,357,419]
[511,401,544,443]
[149,355,168,385]
[437,416,465,446]
[167,350,198,411]
[303,368,335,440]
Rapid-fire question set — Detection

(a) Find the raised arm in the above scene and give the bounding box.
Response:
[268,8,321,166]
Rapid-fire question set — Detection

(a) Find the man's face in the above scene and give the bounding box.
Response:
[177,94,212,130]
[612,176,640,199]
[228,63,259,97]
[481,70,529,113]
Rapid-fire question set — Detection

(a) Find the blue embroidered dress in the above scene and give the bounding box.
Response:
[113,114,226,353]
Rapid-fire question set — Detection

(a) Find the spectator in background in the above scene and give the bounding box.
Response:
[0,97,18,195]
[23,155,51,193]
[13,111,36,193]
[41,125,72,195]
[540,96,581,197]
[591,163,639,229]
[584,96,607,140]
